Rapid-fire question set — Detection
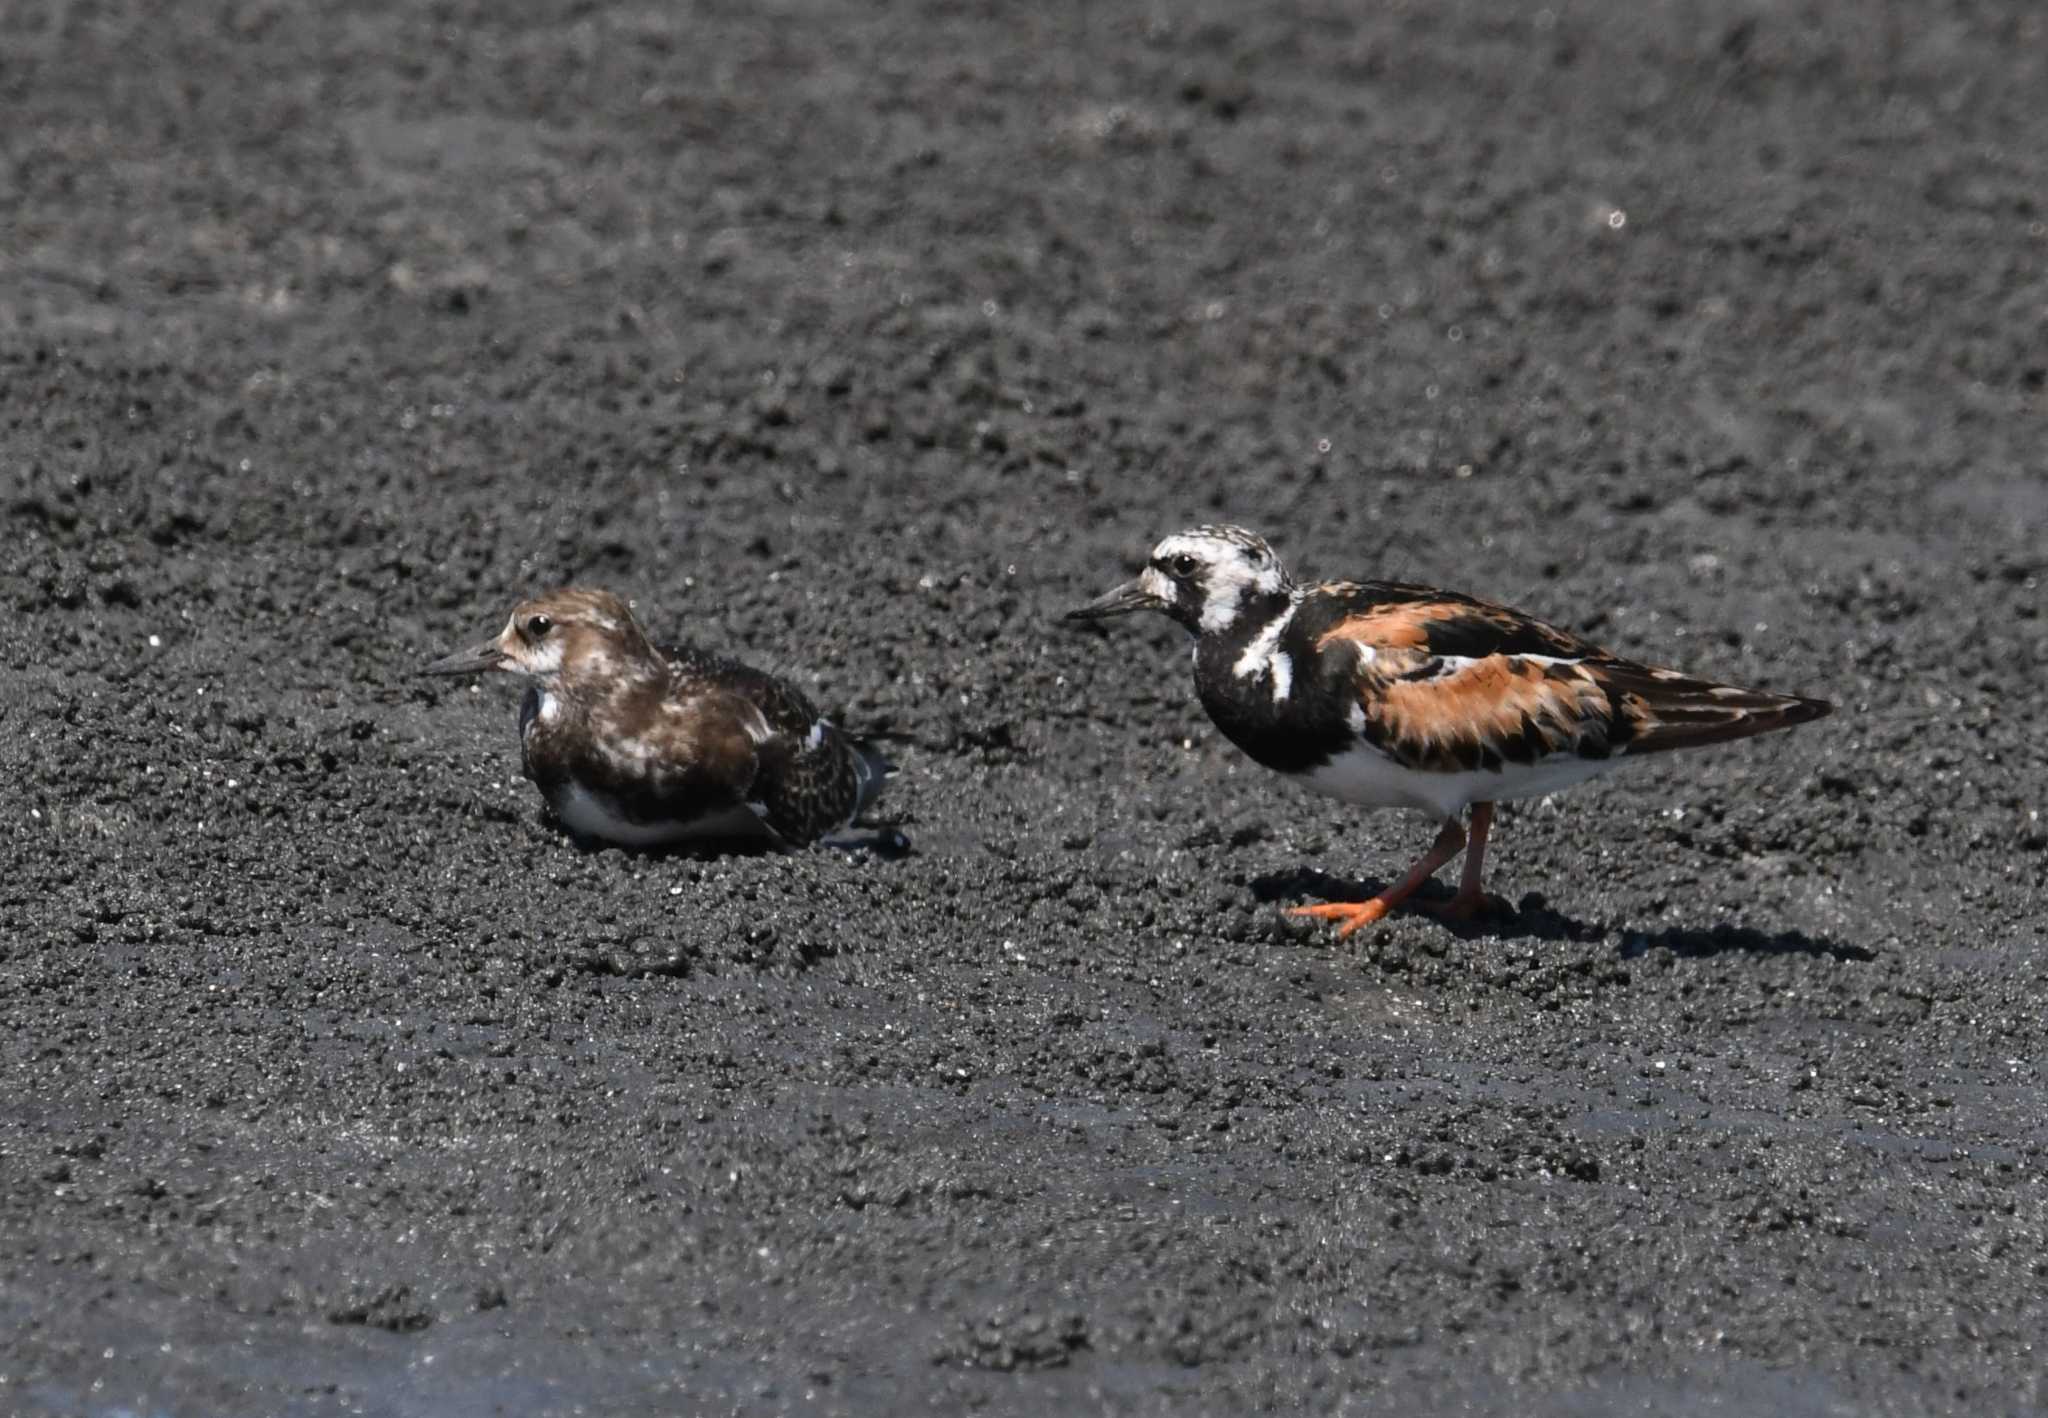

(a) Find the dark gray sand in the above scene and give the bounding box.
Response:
[4,2,2045,1413]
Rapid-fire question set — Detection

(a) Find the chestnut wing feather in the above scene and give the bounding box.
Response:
[1310,587,1828,771]
[1311,583,1601,661]
[1341,646,1623,773]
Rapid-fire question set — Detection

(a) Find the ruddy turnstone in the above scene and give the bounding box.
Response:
[425,588,892,850]
[1067,525,1831,935]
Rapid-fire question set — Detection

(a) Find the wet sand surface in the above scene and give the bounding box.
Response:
[3,2,2045,1413]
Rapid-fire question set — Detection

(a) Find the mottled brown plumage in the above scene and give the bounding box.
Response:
[426,588,890,849]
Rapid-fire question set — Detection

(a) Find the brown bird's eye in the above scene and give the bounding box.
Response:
[1168,554,1199,578]
[526,615,553,639]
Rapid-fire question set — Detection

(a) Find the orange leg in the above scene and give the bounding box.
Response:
[1287,818,1467,938]
[1418,801,1510,921]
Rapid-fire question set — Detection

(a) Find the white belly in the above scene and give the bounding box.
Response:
[1297,743,1622,820]
[550,781,775,848]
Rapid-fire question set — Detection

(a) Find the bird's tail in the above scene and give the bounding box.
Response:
[849,739,897,819]
[1611,664,1833,755]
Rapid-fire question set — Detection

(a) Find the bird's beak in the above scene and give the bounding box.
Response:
[422,638,510,676]
[1064,578,1161,623]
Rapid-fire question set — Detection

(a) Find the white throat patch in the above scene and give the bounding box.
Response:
[519,635,566,677]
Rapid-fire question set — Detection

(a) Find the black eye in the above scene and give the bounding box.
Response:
[526,615,553,639]
[1168,554,1199,578]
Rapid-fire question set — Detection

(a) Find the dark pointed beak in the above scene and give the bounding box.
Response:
[422,639,509,676]
[1064,578,1160,623]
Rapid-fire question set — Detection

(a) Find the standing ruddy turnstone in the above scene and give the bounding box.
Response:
[425,588,892,849]
[1067,525,1831,934]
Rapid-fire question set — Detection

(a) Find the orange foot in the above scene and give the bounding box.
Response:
[1286,899,1394,939]
[1417,891,1514,923]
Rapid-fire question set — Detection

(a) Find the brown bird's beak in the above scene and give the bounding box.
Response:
[1064,578,1161,623]
[422,638,509,676]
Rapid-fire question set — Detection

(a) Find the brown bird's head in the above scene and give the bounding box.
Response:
[423,587,664,689]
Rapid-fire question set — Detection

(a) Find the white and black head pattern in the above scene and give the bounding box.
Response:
[1142,525,1292,632]
[1068,524,1295,636]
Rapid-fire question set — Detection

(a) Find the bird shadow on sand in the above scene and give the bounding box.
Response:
[821,826,916,859]
[1614,921,1874,963]
[545,816,915,861]
[1251,867,1874,962]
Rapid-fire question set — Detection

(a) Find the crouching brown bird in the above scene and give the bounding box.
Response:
[425,588,891,849]
[1067,525,1831,934]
